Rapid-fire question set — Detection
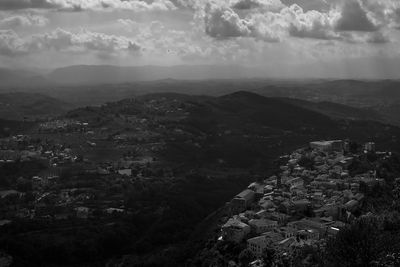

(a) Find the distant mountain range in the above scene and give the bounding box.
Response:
[1,65,400,126]
[1,64,400,90]
[46,65,256,84]
[0,65,256,87]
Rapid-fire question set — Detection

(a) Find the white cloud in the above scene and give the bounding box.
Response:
[362,0,400,29]
[0,28,142,56]
[0,30,25,56]
[198,0,395,44]
[0,15,48,28]
[0,0,177,12]
[285,5,340,40]
[0,0,398,71]
[204,3,253,38]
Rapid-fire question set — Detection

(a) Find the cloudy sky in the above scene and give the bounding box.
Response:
[0,0,400,78]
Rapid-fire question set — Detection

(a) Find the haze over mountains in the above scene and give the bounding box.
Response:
[0,65,258,87]
[1,64,400,88]
[1,64,400,127]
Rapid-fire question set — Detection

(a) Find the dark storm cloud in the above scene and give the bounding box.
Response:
[281,0,329,12]
[0,0,56,10]
[335,0,378,32]
[232,0,283,10]
[232,0,264,10]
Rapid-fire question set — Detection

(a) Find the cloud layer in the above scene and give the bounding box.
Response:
[0,15,48,28]
[0,28,141,56]
[0,0,399,73]
[0,0,176,12]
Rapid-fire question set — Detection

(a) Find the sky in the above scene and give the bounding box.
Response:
[0,0,400,78]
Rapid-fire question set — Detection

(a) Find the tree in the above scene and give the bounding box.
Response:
[298,156,314,170]
[392,179,400,211]
[262,245,276,266]
[325,216,381,267]
[239,249,255,267]
[16,177,32,192]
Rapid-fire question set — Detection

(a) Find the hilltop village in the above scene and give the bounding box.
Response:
[219,140,388,266]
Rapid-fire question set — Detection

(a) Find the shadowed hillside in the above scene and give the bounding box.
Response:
[0,93,73,120]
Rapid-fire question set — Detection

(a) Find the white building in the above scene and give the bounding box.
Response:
[310,140,343,153]
[247,235,270,257]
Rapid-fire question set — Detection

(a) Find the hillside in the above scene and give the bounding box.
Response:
[64,91,400,169]
[279,97,384,122]
[2,91,400,266]
[0,68,51,88]
[0,92,73,120]
[0,118,34,137]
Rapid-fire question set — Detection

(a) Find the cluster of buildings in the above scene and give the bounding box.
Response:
[0,99,184,226]
[0,130,133,225]
[0,134,77,166]
[0,97,194,227]
[38,120,89,133]
[220,140,384,259]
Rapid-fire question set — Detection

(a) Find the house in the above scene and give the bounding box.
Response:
[230,189,255,214]
[259,199,275,210]
[279,236,315,251]
[75,207,90,219]
[0,220,11,227]
[277,227,297,239]
[326,221,345,237]
[247,235,270,257]
[0,251,12,267]
[286,177,304,189]
[222,217,251,243]
[247,232,284,257]
[118,169,132,176]
[105,208,125,214]
[264,185,274,194]
[248,183,265,199]
[0,190,21,199]
[279,201,295,215]
[354,193,365,202]
[297,229,319,240]
[248,235,269,257]
[364,142,376,152]
[310,140,343,153]
[292,199,311,214]
[255,209,267,219]
[32,176,43,190]
[322,203,343,220]
[249,259,264,267]
[266,212,291,226]
[344,200,359,212]
[287,219,327,238]
[248,219,278,234]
